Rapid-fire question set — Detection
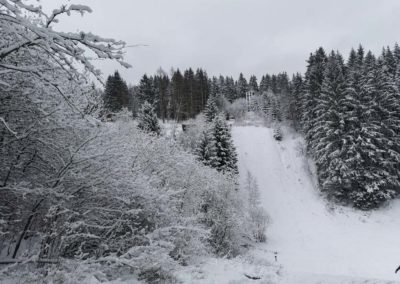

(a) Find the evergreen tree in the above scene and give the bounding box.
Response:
[271,98,282,122]
[394,43,400,65]
[259,75,270,93]
[137,101,161,135]
[273,126,283,141]
[311,51,348,201]
[210,76,220,97]
[138,74,156,106]
[224,76,237,102]
[236,73,248,98]
[344,52,400,208]
[171,69,184,121]
[204,95,219,122]
[288,73,303,129]
[195,69,210,113]
[270,74,278,94]
[211,115,238,174]
[248,75,259,92]
[301,47,327,144]
[383,46,397,78]
[103,71,130,112]
[195,129,217,167]
[153,69,170,122]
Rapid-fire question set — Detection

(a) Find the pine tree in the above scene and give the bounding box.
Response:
[270,74,278,94]
[210,76,220,97]
[236,73,248,98]
[271,98,282,122]
[195,129,218,167]
[138,74,157,106]
[383,46,396,78]
[311,51,348,201]
[137,101,161,135]
[103,71,130,112]
[259,75,270,93]
[288,73,303,129]
[204,96,219,122]
[344,52,400,208]
[171,69,184,121]
[248,75,259,92]
[224,76,237,102]
[301,47,327,144]
[211,115,238,174]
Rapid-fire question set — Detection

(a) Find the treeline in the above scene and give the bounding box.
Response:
[103,68,290,121]
[288,44,400,209]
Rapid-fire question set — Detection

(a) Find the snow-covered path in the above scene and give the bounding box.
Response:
[233,125,400,283]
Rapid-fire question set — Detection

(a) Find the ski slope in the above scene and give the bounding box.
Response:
[233,125,400,283]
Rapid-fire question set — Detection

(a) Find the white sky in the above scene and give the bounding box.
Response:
[40,0,400,85]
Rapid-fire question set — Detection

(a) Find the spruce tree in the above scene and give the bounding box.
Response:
[237,73,248,98]
[311,51,348,201]
[103,71,130,112]
[259,75,270,93]
[344,52,400,208]
[204,96,219,122]
[195,129,218,167]
[138,74,157,111]
[211,115,238,174]
[288,73,303,129]
[301,47,327,145]
[249,75,259,92]
[137,101,161,135]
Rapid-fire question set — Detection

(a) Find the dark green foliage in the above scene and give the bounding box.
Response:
[236,73,248,98]
[137,101,161,135]
[248,75,259,92]
[287,73,303,129]
[138,74,156,106]
[195,129,218,167]
[103,71,130,112]
[211,115,238,174]
[292,44,400,209]
[204,96,219,122]
[260,74,271,93]
[301,47,328,145]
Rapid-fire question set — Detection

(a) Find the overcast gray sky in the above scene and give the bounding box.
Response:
[41,0,400,85]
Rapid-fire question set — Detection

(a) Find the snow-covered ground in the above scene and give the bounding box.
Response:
[179,123,400,283]
[233,124,400,283]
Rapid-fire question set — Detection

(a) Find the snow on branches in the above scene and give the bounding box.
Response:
[0,0,130,84]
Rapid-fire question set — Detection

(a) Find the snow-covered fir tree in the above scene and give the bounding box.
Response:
[211,115,238,174]
[237,73,248,98]
[137,101,161,135]
[195,129,218,167]
[103,71,130,112]
[287,73,303,130]
[204,95,219,122]
[301,47,327,144]
[310,51,348,202]
[249,75,259,91]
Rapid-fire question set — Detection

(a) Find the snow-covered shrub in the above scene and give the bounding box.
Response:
[249,95,264,114]
[226,98,248,121]
[176,115,208,152]
[273,126,283,141]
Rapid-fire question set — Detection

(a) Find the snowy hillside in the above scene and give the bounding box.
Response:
[179,124,400,283]
[233,125,400,283]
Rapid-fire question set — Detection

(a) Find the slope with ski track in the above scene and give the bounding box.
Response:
[233,124,400,284]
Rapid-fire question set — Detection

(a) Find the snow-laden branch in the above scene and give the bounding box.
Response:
[0,0,131,84]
